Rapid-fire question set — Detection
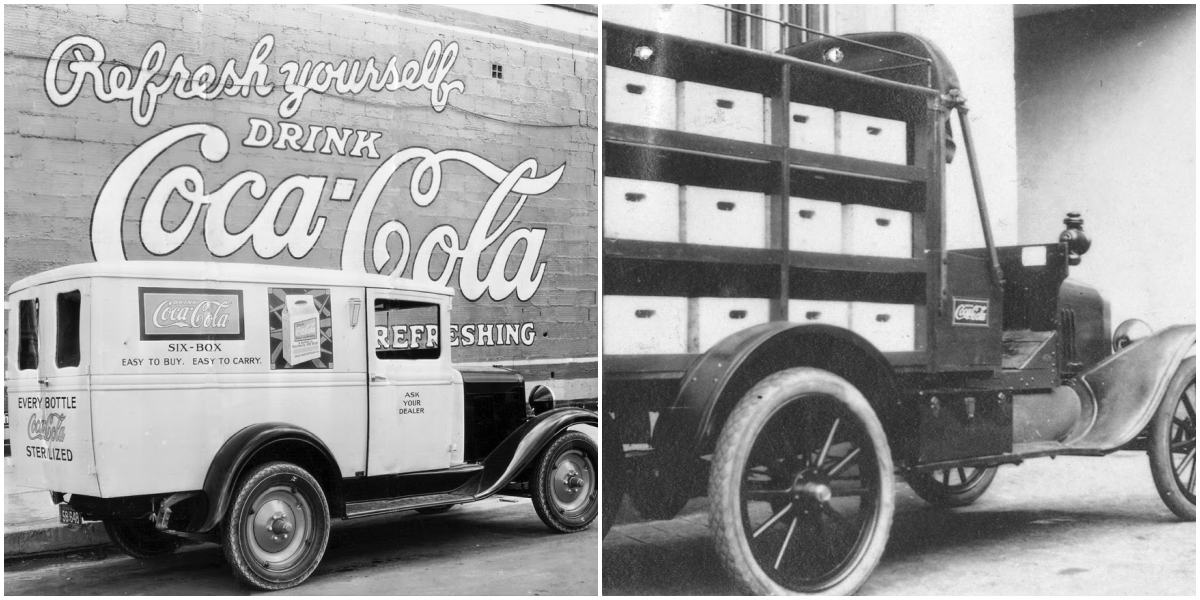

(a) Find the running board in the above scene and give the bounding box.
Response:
[345,492,476,519]
[912,441,1111,473]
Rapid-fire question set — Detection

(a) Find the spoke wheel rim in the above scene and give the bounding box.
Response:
[1169,381,1197,503]
[929,467,990,493]
[243,481,314,575]
[550,449,595,516]
[738,393,880,591]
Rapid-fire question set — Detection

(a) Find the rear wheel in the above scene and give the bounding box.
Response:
[532,431,598,533]
[1149,357,1196,521]
[904,466,998,508]
[709,367,894,595]
[103,518,183,559]
[221,462,330,590]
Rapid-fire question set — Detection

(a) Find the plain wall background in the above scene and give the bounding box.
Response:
[1015,4,1196,329]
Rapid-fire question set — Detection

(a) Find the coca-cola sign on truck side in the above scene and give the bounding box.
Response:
[139,288,245,340]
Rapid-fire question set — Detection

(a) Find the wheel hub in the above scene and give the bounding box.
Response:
[550,451,593,513]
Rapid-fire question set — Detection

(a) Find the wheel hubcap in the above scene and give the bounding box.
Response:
[246,485,312,571]
[550,450,594,514]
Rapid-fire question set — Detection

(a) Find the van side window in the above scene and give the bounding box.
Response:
[374,299,440,360]
[18,299,38,370]
[56,291,81,368]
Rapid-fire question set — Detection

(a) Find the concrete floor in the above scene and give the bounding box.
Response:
[603,450,1196,595]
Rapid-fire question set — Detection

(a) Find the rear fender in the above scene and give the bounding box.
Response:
[1069,325,1196,450]
[652,323,900,459]
[476,407,597,499]
[194,423,342,532]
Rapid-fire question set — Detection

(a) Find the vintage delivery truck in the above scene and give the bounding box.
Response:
[8,261,598,590]
[601,15,1195,596]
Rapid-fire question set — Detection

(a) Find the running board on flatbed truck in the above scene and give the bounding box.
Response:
[911,441,1112,473]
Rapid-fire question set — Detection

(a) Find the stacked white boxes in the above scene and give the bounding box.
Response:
[604,296,688,354]
[842,204,912,258]
[849,302,916,352]
[677,81,764,143]
[691,297,771,352]
[835,111,908,165]
[682,186,768,248]
[765,101,836,154]
[788,299,850,328]
[606,67,676,130]
[604,177,680,242]
[788,197,842,253]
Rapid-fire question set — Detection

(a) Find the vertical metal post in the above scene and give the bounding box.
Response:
[954,102,1004,287]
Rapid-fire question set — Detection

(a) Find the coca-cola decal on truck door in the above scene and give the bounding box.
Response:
[951,297,990,328]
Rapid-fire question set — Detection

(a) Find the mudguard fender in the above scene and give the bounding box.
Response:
[652,322,899,458]
[476,407,597,499]
[194,423,342,532]
[1070,324,1196,450]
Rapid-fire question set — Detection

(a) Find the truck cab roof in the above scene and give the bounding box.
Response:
[7,261,455,297]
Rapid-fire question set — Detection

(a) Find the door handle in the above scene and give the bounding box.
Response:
[38,378,49,386]
[370,375,387,383]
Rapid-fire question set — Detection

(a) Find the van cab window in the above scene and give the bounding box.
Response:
[374,299,440,360]
[56,291,81,368]
[18,299,38,370]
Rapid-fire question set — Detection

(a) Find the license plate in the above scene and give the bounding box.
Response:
[59,504,82,526]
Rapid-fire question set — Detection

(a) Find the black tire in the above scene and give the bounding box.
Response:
[709,367,894,595]
[532,431,598,533]
[904,466,998,508]
[1149,356,1196,521]
[415,504,456,515]
[220,462,330,590]
[602,414,624,538]
[103,518,184,559]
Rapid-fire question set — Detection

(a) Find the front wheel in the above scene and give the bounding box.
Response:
[709,367,894,595]
[904,466,998,508]
[1149,356,1196,521]
[220,462,330,590]
[532,431,598,533]
[103,518,184,559]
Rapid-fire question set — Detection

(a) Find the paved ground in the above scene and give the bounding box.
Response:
[603,451,1196,595]
[5,496,598,595]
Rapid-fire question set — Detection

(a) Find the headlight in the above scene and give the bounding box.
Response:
[1113,319,1153,352]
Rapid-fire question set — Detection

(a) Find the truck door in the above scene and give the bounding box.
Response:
[9,280,99,495]
[365,288,462,475]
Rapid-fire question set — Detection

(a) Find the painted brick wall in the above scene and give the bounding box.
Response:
[4,4,598,395]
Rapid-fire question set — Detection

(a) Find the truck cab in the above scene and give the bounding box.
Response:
[9,261,597,590]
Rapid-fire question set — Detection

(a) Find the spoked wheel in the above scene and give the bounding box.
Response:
[710,367,894,595]
[904,466,998,507]
[103,518,184,559]
[532,431,599,533]
[1149,356,1196,521]
[221,462,330,590]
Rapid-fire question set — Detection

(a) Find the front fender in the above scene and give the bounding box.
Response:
[653,322,899,458]
[194,423,342,532]
[1070,324,1196,450]
[476,407,597,499]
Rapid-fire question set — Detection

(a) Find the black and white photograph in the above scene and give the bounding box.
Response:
[4,4,599,594]
[600,3,1195,596]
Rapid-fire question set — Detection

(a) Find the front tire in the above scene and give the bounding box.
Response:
[904,466,998,508]
[709,367,894,595]
[103,518,184,559]
[220,462,330,590]
[532,431,598,533]
[1149,357,1196,521]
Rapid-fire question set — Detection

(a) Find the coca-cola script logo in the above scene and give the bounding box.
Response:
[952,298,990,327]
[140,288,246,340]
[28,413,67,443]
